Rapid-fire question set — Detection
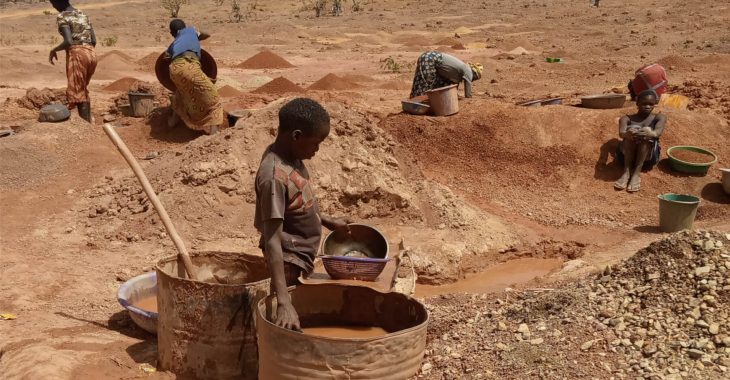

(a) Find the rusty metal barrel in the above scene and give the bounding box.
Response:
[257,284,429,379]
[156,251,270,380]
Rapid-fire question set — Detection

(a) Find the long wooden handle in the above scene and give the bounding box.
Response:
[102,123,198,280]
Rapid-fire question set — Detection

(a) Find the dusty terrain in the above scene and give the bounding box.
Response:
[0,0,729,378]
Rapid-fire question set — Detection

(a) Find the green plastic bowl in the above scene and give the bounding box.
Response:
[666,146,718,175]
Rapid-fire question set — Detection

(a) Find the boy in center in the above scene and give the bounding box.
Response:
[255,98,351,332]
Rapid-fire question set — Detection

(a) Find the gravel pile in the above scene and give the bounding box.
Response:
[422,230,730,379]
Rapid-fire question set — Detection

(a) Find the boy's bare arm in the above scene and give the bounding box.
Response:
[262,218,301,331]
[320,214,353,231]
[618,115,631,138]
[636,114,667,139]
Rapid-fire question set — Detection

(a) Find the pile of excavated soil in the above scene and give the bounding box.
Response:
[394,35,431,47]
[251,77,304,94]
[668,80,730,121]
[658,55,695,71]
[421,231,730,380]
[381,99,730,227]
[451,43,466,50]
[136,52,161,72]
[236,51,295,69]
[82,99,516,284]
[217,85,244,98]
[96,50,139,72]
[102,77,143,92]
[16,88,67,110]
[308,74,362,91]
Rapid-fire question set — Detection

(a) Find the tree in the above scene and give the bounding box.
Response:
[161,0,189,18]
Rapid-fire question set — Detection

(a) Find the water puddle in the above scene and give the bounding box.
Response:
[415,258,563,298]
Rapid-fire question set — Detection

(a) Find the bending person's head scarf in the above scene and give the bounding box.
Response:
[468,62,483,80]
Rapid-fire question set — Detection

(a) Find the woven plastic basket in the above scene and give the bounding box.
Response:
[321,256,389,281]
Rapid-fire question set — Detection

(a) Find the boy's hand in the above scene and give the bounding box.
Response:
[275,301,302,332]
[322,215,354,231]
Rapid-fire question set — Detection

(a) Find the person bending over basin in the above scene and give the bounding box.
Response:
[614,90,667,193]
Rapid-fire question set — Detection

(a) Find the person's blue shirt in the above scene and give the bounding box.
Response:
[167,27,200,59]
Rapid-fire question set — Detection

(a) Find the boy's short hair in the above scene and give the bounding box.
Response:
[169,19,186,35]
[278,98,330,135]
[637,89,658,103]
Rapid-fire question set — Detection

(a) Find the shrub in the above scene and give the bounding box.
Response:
[160,0,189,18]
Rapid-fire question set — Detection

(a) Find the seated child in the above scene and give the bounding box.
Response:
[614,90,667,193]
[254,98,352,331]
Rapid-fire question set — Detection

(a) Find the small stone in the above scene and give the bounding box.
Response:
[704,240,716,250]
[517,323,530,334]
[709,323,720,335]
[695,266,712,276]
[530,338,544,345]
[581,340,596,351]
[420,362,433,374]
[497,321,507,331]
[495,343,509,351]
[643,344,658,356]
[687,349,704,359]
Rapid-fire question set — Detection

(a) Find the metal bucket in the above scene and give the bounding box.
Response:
[426,84,459,116]
[128,92,156,117]
[156,251,270,380]
[257,284,429,379]
[658,194,700,233]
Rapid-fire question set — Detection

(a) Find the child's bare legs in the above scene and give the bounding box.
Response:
[615,137,650,192]
[627,141,650,192]
[615,138,635,189]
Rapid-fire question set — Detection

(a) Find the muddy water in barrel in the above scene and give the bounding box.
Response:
[302,326,389,339]
[133,295,157,313]
[416,258,563,297]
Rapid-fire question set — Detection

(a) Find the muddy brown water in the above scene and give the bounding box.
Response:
[302,326,389,339]
[133,295,157,313]
[416,258,563,298]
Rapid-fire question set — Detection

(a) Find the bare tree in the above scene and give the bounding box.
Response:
[161,0,189,18]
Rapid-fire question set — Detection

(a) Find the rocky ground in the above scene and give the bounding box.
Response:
[422,231,730,379]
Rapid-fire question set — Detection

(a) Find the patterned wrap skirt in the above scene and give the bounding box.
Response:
[169,55,224,134]
[410,51,452,98]
[65,44,97,105]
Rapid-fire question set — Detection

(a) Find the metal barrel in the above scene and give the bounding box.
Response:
[156,251,270,380]
[257,284,429,379]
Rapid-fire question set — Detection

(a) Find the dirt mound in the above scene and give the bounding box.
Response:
[251,77,305,94]
[658,55,695,70]
[422,231,730,379]
[83,100,515,284]
[668,80,730,121]
[136,52,161,71]
[96,50,140,73]
[16,88,67,110]
[381,98,730,227]
[308,74,363,91]
[236,50,295,69]
[218,85,244,98]
[98,50,136,62]
[102,77,143,92]
[451,43,466,50]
